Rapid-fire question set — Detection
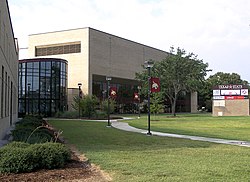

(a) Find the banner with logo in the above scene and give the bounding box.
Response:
[110,87,117,98]
[151,77,160,92]
[79,89,83,99]
[134,93,139,100]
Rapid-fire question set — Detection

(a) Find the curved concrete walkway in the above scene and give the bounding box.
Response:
[111,120,250,147]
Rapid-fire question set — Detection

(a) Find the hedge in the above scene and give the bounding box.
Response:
[0,142,71,173]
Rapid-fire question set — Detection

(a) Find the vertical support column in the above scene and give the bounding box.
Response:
[191,91,198,113]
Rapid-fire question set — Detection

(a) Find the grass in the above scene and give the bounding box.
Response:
[125,113,250,141]
[49,118,250,182]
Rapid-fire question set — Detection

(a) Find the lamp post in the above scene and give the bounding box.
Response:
[144,60,154,135]
[137,85,141,119]
[27,83,31,115]
[106,76,112,127]
[78,83,82,119]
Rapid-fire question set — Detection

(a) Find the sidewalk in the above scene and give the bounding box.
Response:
[111,120,250,147]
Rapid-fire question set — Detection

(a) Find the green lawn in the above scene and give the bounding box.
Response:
[49,118,250,182]
[125,114,250,141]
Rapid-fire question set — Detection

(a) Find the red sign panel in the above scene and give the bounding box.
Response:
[225,96,245,100]
[151,77,160,93]
[110,87,117,98]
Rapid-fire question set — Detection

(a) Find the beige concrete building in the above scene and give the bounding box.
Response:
[28,28,168,93]
[28,27,197,113]
[0,0,19,139]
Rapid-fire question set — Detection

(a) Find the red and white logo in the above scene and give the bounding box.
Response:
[134,93,139,100]
[110,87,117,98]
[151,78,160,93]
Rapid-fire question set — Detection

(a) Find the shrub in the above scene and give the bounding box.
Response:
[72,95,99,118]
[0,146,35,173]
[16,115,44,128]
[31,142,71,169]
[58,111,79,119]
[11,115,55,144]
[12,127,54,144]
[4,141,30,148]
[95,110,107,119]
[0,142,71,173]
[101,99,116,114]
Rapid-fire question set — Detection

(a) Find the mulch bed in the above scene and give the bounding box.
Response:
[0,150,109,182]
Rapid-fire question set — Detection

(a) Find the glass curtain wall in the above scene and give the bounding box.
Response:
[18,58,68,117]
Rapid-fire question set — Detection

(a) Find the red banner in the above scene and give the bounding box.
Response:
[79,90,83,99]
[151,77,160,92]
[134,93,139,100]
[110,87,117,98]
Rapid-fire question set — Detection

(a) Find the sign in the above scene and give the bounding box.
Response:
[213,84,249,100]
[221,89,241,96]
[214,100,225,107]
[110,87,117,98]
[213,96,225,100]
[151,77,160,93]
[225,96,245,100]
[213,90,220,96]
[241,89,248,96]
[216,84,244,89]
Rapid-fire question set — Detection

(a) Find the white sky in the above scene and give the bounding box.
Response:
[8,0,250,82]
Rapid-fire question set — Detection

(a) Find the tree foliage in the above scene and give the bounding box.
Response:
[150,92,164,115]
[136,46,210,116]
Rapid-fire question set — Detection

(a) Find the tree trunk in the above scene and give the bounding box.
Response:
[172,94,178,117]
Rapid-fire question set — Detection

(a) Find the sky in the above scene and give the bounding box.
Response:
[8,0,250,82]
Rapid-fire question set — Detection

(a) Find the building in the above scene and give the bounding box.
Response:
[0,0,19,139]
[18,58,68,117]
[28,27,197,113]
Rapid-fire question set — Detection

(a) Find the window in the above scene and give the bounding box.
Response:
[1,66,4,118]
[7,76,10,116]
[5,72,7,117]
[35,42,81,56]
[18,59,68,117]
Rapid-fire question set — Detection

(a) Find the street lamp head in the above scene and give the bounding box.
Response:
[78,83,82,87]
[27,83,31,86]
[144,60,154,68]
[106,76,112,81]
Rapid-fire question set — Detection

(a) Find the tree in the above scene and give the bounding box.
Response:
[136,46,210,116]
[150,92,164,118]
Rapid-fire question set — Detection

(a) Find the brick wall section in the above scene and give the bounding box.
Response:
[213,99,249,116]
